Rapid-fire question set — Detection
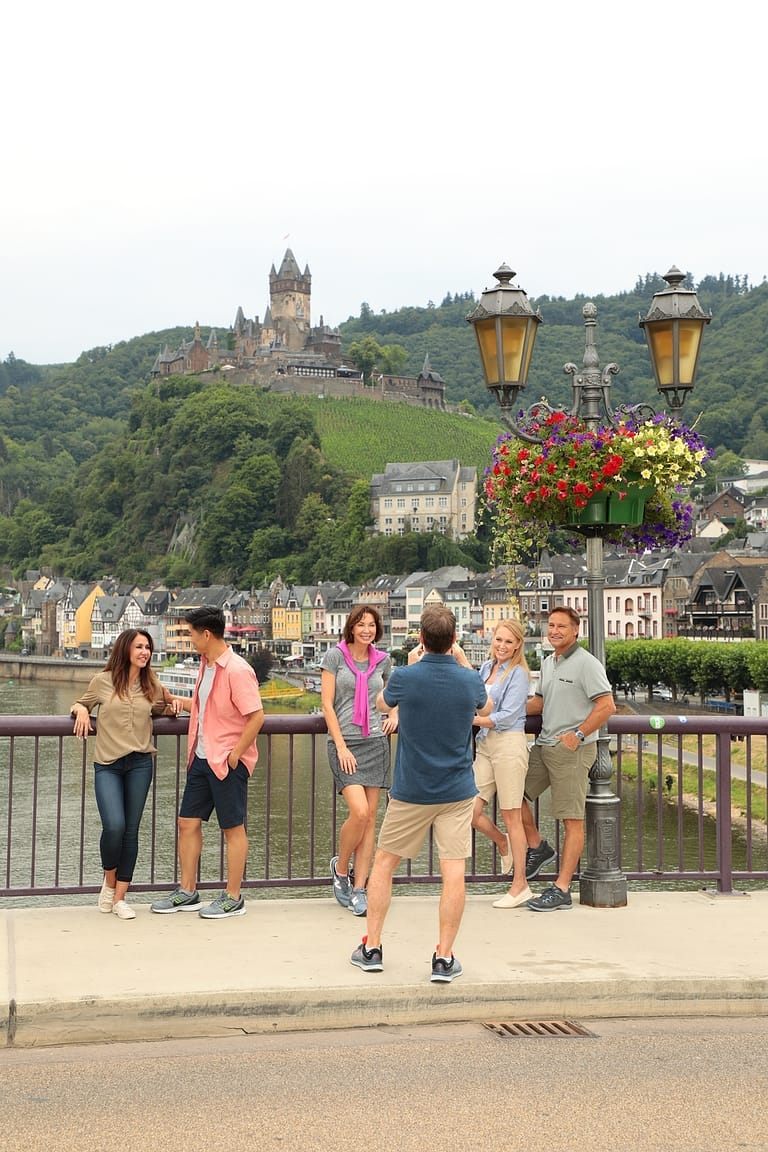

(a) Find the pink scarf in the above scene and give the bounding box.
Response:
[338,640,388,737]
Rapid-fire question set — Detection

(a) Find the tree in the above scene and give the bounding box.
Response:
[200,486,269,580]
[269,404,319,459]
[249,649,274,683]
[347,336,382,385]
[276,439,326,528]
[378,344,408,376]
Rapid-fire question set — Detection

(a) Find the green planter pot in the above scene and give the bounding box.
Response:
[570,494,609,525]
[567,485,655,528]
[607,485,655,526]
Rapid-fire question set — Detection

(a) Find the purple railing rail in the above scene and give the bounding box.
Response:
[0,713,766,897]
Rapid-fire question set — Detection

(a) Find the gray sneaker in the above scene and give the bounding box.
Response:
[199,892,246,918]
[331,856,352,907]
[525,840,557,880]
[150,887,201,914]
[350,936,383,972]
[431,953,463,983]
[526,884,573,912]
[349,887,367,916]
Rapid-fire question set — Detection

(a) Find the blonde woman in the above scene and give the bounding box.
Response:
[471,619,533,908]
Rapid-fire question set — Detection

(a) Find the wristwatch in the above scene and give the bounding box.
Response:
[574,728,586,742]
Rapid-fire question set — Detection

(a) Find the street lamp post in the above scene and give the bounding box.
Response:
[468,266,710,907]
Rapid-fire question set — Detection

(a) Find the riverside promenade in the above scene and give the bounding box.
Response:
[2,887,767,1048]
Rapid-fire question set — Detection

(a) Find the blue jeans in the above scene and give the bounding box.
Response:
[94,752,153,882]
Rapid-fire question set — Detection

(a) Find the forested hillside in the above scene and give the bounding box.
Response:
[0,269,765,585]
[0,372,498,586]
[341,272,768,456]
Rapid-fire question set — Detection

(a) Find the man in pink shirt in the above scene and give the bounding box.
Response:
[151,606,264,919]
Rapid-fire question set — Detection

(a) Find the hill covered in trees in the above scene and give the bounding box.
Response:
[0,371,499,586]
[0,269,765,585]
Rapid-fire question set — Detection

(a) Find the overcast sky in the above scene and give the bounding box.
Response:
[2,1,765,365]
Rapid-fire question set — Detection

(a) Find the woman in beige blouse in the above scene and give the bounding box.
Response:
[71,629,178,920]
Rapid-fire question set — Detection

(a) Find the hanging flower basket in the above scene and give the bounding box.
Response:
[484,410,710,563]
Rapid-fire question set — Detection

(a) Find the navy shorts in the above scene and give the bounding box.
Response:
[179,754,249,830]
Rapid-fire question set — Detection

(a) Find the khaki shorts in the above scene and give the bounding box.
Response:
[473,729,529,810]
[524,741,596,820]
[377,797,474,860]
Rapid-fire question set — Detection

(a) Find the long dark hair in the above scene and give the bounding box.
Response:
[104,629,160,701]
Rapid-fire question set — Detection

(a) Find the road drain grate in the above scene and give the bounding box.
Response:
[482,1019,597,1039]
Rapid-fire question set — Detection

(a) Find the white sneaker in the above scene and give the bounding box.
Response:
[98,879,116,913]
[113,900,136,920]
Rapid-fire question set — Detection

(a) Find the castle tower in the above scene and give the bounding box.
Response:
[269,249,311,351]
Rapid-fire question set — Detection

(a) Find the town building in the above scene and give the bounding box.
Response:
[702,486,747,529]
[370,460,477,540]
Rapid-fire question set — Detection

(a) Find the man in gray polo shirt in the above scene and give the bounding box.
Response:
[523,606,616,911]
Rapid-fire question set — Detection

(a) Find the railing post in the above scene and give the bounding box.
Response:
[714,731,734,894]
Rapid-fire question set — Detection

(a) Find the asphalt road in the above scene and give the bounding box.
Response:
[2,1017,768,1152]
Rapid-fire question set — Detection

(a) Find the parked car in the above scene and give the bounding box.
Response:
[652,684,673,700]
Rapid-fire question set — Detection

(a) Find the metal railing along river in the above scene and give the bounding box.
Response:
[1,713,767,898]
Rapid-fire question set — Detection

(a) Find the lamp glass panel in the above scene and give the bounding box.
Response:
[500,316,529,383]
[647,319,675,386]
[475,320,501,385]
[677,320,704,384]
[521,322,537,380]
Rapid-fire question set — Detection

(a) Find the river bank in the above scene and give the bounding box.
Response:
[0,654,96,684]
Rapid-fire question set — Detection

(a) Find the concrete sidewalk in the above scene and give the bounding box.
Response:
[2,889,767,1048]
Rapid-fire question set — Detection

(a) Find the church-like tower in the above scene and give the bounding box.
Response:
[269,249,312,351]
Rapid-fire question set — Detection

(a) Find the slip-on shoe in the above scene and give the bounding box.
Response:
[492,886,533,909]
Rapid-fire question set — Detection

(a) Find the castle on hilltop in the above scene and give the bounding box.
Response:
[151,249,446,409]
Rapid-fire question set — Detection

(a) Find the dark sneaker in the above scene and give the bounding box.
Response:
[525,840,557,880]
[331,855,352,907]
[199,892,246,918]
[349,887,367,916]
[351,936,383,972]
[431,953,463,983]
[526,884,573,912]
[150,887,201,914]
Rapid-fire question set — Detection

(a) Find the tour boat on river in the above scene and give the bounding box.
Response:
[157,663,199,699]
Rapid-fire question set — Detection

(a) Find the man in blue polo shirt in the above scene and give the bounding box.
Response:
[349,605,491,982]
[523,606,616,911]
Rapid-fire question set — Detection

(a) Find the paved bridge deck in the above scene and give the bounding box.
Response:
[2,888,766,1048]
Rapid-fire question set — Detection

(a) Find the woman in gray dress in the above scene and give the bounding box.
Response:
[321,606,397,916]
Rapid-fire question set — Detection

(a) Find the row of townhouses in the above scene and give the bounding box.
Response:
[8,536,768,667]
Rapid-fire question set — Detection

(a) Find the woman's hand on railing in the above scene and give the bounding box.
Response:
[70,704,93,739]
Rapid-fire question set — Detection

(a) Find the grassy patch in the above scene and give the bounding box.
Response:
[619,749,767,822]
